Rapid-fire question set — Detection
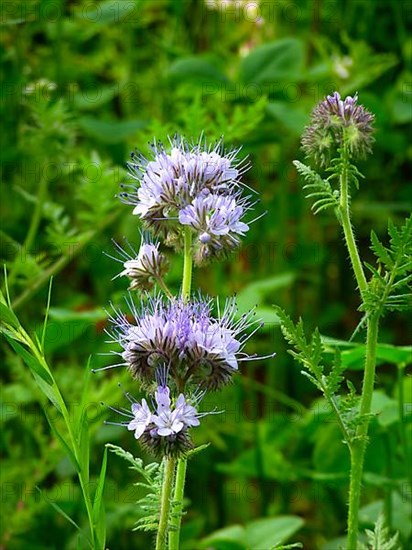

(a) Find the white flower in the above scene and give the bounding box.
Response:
[127,399,152,439]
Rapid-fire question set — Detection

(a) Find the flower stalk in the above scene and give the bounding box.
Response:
[155,457,176,550]
[338,139,368,297]
[346,312,379,549]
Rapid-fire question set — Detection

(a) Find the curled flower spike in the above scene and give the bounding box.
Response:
[104,381,210,457]
[109,237,169,292]
[119,135,253,263]
[102,294,275,391]
[179,191,252,264]
[302,91,375,166]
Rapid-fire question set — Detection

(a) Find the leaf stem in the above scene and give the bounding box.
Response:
[155,457,176,550]
[346,312,379,550]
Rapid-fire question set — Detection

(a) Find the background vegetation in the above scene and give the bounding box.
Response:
[1,0,411,548]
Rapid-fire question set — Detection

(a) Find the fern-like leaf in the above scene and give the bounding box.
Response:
[293,160,339,214]
[106,443,163,533]
[359,515,400,550]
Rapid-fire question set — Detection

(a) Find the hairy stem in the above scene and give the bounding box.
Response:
[181,227,193,302]
[338,145,368,297]
[346,312,379,550]
[156,457,176,550]
[168,458,188,550]
[167,227,194,549]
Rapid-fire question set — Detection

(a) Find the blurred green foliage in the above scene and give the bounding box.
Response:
[1,0,411,548]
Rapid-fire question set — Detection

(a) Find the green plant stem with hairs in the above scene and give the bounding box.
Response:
[155,457,177,550]
[337,143,380,550]
[155,227,194,550]
[169,227,194,550]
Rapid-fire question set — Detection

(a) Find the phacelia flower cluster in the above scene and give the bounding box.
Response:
[105,372,213,457]
[107,294,268,391]
[120,136,252,264]
[111,237,169,292]
[301,92,375,166]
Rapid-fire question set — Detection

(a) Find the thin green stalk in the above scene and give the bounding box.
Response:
[337,141,380,549]
[338,145,368,297]
[346,312,379,550]
[397,364,411,484]
[168,227,193,549]
[181,227,193,302]
[8,172,49,287]
[156,457,176,550]
[155,275,173,299]
[168,458,188,550]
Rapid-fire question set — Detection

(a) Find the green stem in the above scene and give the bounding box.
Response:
[167,227,194,549]
[346,312,379,550]
[156,457,176,550]
[8,172,49,287]
[168,458,188,550]
[155,275,173,299]
[181,227,193,301]
[338,146,368,297]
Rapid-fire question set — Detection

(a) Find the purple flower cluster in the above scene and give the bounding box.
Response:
[302,91,375,166]
[108,294,264,391]
[125,384,201,457]
[120,136,252,263]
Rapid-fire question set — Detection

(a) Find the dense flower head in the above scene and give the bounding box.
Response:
[301,91,375,166]
[106,379,206,457]
[119,136,252,263]
[107,293,267,390]
[111,237,169,291]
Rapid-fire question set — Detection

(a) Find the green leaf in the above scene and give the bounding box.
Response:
[43,407,80,473]
[246,516,304,549]
[35,487,84,534]
[93,448,108,550]
[167,56,228,84]
[74,359,93,438]
[199,525,247,550]
[266,102,308,135]
[78,117,147,144]
[0,301,20,329]
[78,414,90,484]
[241,38,304,84]
[4,335,54,386]
[236,274,295,324]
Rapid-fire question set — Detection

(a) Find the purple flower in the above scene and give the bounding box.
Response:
[106,294,273,390]
[301,91,375,166]
[105,381,208,456]
[110,237,169,291]
[178,192,251,264]
[127,399,152,439]
[119,136,252,261]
